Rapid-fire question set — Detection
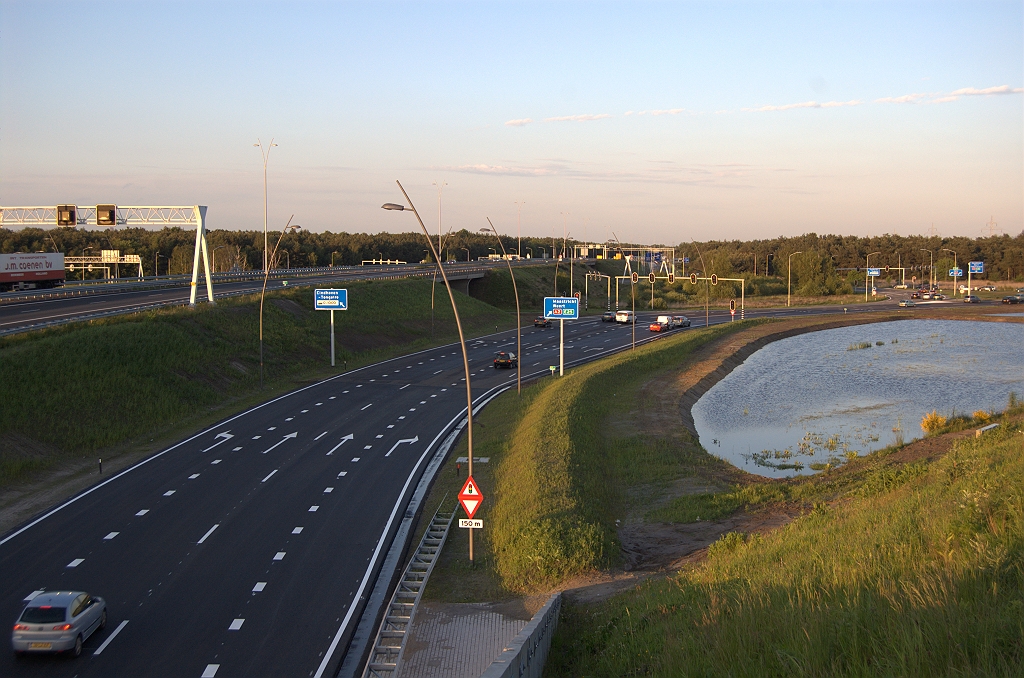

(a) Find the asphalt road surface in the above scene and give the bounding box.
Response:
[0,297,928,677]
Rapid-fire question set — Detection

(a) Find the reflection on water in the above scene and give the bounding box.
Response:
[692,320,1024,478]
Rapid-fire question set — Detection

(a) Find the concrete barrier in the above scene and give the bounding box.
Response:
[479,593,561,678]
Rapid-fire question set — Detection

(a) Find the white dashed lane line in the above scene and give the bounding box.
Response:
[67,558,84,568]
[202,664,220,677]
[361,403,373,411]
[261,470,278,483]
[292,527,303,534]
[93,619,129,655]
[315,431,328,441]
[273,552,286,561]
[197,524,219,544]
[135,509,149,516]
[228,619,244,631]
[253,582,266,593]
[163,490,175,497]
[104,532,119,540]
[212,459,223,464]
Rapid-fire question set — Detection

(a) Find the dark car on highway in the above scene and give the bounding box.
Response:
[493,351,517,368]
[533,316,551,327]
[601,311,615,322]
[1002,295,1020,304]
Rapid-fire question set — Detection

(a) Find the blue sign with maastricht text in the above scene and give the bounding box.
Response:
[314,288,348,310]
[543,296,579,320]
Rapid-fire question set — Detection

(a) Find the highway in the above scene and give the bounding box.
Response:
[0,297,915,677]
[0,262,510,337]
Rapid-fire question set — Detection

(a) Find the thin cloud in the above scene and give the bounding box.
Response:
[544,113,613,122]
[441,164,557,177]
[745,100,861,112]
[875,93,929,104]
[951,85,1023,96]
[504,118,533,127]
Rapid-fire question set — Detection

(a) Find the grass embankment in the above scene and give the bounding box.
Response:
[549,405,1024,676]
[420,322,750,601]
[0,278,512,487]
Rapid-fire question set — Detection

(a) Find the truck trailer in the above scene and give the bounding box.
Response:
[0,253,65,292]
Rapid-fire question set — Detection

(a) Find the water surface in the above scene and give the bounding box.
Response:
[692,320,1024,478]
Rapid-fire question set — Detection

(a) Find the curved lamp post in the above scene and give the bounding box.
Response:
[941,248,959,296]
[787,251,803,307]
[254,138,278,274]
[383,183,479,563]
[461,247,470,262]
[611,232,636,351]
[481,219,522,394]
[213,245,227,273]
[259,216,301,388]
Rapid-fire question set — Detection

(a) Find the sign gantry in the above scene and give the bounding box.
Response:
[0,204,214,305]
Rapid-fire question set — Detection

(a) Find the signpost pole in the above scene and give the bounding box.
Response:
[559,318,564,376]
[330,310,335,367]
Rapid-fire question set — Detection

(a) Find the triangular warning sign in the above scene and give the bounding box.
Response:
[458,475,484,519]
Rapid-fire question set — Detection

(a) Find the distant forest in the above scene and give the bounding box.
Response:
[1,227,1022,287]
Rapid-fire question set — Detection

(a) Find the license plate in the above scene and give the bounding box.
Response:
[29,642,52,649]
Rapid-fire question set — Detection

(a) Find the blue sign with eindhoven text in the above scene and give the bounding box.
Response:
[314,288,348,310]
[544,296,579,320]
[969,261,984,274]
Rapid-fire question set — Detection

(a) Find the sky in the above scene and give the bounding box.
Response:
[1,1,1022,244]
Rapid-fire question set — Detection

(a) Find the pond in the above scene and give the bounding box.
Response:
[692,319,1024,478]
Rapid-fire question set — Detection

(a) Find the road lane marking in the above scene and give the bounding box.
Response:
[67,558,84,568]
[212,459,222,464]
[201,432,234,453]
[163,490,176,496]
[136,509,149,516]
[400,384,410,390]
[228,619,244,630]
[351,457,360,462]
[197,524,219,544]
[385,436,419,457]
[253,582,266,593]
[263,431,298,454]
[285,417,293,421]
[324,487,334,493]
[252,435,261,440]
[202,665,220,677]
[301,409,309,413]
[329,396,336,399]
[268,426,276,431]
[93,619,129,655]
[398,416,405,420]
[376,434,383,439]
[338,471,347,477]
[326,434,354,455]
[342,390,349,393]
[261,470,278,483]
[273,552,286,561]
[361,403,373,410]
[24,590,44,602]
[189,473,200,479]
[309,505,319,512]
[430,394,437,398]
[364,445,372,450]
[315,431,328,441]
[104,532,119,540]
[315,402,323,406]
[292,527,303,534]
[433,370,443,375]
[409,408,416,411]
[387,425,394,429]
[419,401,427,404]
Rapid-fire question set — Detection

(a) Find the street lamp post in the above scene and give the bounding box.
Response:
[525,247,533,258]
[514,201,524,262]
[254,138,278,274]
[482,219,522,394]
[865,251,881,302]
[259,217,301,389]
[461,247,470,262]
[919,249,934,290]
[384,183,479,563]
[787,251,803,307]
[942,248,959,296]
[331,251,340,267]
[611,233,636,351]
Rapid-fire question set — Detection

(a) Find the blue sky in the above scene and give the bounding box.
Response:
[2,1,1021,243]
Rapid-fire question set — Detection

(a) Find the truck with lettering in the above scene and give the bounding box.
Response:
[0,253,66,292]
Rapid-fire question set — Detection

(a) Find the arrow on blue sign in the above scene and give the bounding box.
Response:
[314,289,348,310]
[543,296,579,320]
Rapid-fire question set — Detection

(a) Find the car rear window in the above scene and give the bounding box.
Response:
[20,606,67,623]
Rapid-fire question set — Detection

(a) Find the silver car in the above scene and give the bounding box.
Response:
[12,591,106,657]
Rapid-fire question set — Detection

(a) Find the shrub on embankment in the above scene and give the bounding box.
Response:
[548,415,1024,677]
[0,279,508,484]
[490,322,746,592]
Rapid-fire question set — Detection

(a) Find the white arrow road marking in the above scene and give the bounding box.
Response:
[326,434,354,455]
[262,432,298,454]
[385,436,419,457]
[93,619,129,655]
[201,432,235,453]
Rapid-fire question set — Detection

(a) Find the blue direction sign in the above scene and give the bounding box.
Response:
[949,268,963,278]
[544,296,579,320]
[969,261,984,274]
[314,288,348,310]
[867,268,881,277]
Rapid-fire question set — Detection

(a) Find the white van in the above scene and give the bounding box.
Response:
[615,310,634,324]
[656,315,672,327]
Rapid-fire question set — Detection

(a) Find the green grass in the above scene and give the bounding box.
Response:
[548,414,1024,677]
[0,278,512,485]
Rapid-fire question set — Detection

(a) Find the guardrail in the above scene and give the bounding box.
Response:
[479,592,561,678]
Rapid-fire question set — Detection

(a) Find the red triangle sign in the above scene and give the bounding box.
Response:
[458,475,484,519]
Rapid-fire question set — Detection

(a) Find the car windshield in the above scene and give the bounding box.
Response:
[20,606,67,623]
